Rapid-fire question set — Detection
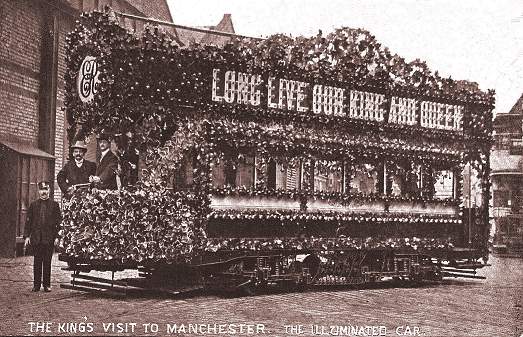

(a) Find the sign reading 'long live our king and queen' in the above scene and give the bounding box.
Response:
[77,56,100,103]
[211,68,464,131]
[75,56,463,131]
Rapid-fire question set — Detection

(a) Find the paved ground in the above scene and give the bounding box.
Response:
[0,254,521,337]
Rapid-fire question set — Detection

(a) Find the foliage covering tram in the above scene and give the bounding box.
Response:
[59,10,494,292]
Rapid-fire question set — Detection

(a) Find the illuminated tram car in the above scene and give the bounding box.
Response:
[59,11,494,294]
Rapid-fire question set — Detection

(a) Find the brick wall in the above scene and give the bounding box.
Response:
[1,0,173,203]
[53,16,75,200]
[0,0,43,146]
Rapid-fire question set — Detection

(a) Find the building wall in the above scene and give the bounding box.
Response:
[0,1,43,145]
[54,15,76,200]
[491,101,523,240]
[0,0,76,201]
[0,0,173,256]
[1,0,173,201]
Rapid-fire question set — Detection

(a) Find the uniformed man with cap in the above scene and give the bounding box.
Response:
[89,132,119,190]
[24,181,62,292]
[57,140,96,196]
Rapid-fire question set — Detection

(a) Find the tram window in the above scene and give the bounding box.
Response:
[461,164,482,206]
[211,157,255,188]
[236,156,254,188]
[434,170,454,199]
[389,164,421,197]
[313,160,342,193]
[211,160,228,187]
[349,164,377,195]
[173,156,193,190]
[390,175,402,196]
[261,158,302,191]
[275,162,301,191]
[214,161,236,187]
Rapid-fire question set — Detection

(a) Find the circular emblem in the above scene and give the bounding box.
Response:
[77,56,100,103]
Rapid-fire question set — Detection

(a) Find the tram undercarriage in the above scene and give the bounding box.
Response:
[59,248,484,296]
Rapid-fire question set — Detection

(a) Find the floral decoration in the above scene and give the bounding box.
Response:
[60,10,493,263]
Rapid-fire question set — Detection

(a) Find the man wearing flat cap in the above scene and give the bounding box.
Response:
[24,181,62,292]
[57,140,96,196]
[89,133,119,190]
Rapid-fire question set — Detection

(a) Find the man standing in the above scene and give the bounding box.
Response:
[24,181,62,292]
[89,133,119,190]
[57,140,96,196]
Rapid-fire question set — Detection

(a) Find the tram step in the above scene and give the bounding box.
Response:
[441,267,477,274]
[60,283,126,297]
[72,273,128,286]
[442,272,486,279]
[71,280,129,292]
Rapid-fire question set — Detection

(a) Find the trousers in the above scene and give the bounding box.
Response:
[33,243,54,288]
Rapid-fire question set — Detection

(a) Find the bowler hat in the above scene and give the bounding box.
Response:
[97,132,112,142]
[71,140,88,151]
[37,181,50,190]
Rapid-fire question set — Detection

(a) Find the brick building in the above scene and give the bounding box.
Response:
[0,0,238,257]
[0,0,173,257]
[491,93,523,255]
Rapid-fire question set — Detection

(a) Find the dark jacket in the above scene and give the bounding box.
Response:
[57,160,96,193]
[24,199,62,245]
[96,150,119,190]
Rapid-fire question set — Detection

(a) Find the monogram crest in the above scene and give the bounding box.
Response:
[77,56,100,103]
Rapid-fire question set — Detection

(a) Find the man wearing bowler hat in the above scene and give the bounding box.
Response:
[57,140,96,196]
[89,132,119,190]
[24,181,62,292]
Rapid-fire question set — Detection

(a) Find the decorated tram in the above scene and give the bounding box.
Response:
[59,10,494,294]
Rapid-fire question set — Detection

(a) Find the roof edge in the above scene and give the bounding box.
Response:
[0,138,55,159]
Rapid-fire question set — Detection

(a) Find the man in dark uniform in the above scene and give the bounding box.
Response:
[57,140,96,196]
[89,133,119,189]
[24,181,62,292]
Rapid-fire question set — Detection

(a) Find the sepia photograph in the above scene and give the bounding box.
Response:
[0,1,521,336]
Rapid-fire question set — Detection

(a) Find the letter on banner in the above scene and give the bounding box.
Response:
[312,84,322,114]
[296,82,309,112]
[286,80,297,110]
[223,70,236,103]
[267,77,278,108]
[236,72,249,105]
[211,68,223,102]
[249,74,262,106]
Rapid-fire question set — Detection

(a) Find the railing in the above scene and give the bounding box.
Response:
[210,193,459,217]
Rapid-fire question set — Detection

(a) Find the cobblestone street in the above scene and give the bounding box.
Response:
[0,254,521,337]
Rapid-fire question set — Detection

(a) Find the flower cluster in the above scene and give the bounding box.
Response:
[59,187,206,264]
[207,209,460,224]
[209,185,458,206]
[64,11,493,150]
[205,236,454,253]
[59,11,492,261]
[205,119,463,166]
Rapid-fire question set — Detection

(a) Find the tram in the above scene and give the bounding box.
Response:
[58,10,494,294]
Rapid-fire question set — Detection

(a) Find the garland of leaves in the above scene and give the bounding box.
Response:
[205,119,463,168]
[209,186,458,206]
[65,11,493,148]
[60,10,493,263]
[205,236,454,253]
[59,188,206,263]
[207,209,460,224]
